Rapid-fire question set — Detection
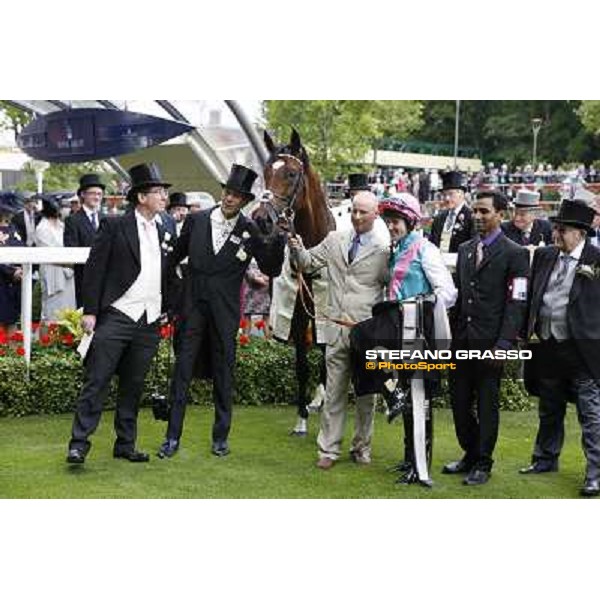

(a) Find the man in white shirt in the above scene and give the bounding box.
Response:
[66,163,172,465]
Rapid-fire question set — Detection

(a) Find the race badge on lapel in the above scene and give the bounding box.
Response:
[236,247,248,261]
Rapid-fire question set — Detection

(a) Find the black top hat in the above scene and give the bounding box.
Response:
[550,200,596,232]
[441,171,465,191]
[77,173,105,196]
[348,173,370,191]
[126,163,171,203]
[168,192,188,208]
[221,164,257,201]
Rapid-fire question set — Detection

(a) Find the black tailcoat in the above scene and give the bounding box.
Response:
[526,241,600,380]
[429,204,476,253]
[64,209,105,307]
[501,218,553,247]
[81,211,168,316]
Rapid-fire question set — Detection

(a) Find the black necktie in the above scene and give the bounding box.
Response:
[90,212,98,231]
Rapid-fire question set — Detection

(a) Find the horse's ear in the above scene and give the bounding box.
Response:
[290,128,302,154]
[264,130,276,155]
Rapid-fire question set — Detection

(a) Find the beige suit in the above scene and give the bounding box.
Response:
[296,229,389,461]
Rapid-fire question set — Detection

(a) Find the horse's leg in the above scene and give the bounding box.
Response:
[290,293,310,434]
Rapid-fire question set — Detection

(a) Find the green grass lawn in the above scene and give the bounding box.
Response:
[0,406,591,498]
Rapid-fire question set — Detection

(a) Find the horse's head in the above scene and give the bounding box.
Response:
[263,128,309,219]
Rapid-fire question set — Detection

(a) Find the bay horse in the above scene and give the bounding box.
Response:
[262,128,336,434]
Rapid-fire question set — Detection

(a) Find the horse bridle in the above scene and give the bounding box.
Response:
[265,153,305,231]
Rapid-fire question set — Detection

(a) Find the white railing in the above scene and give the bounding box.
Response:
[0,247,89,367]
[0,247,457,368]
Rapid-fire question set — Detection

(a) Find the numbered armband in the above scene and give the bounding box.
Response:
[508,276,528,301]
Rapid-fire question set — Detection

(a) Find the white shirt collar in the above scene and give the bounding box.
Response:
[211,207,240,227]
[450,202,465,215]
[561,238,585,261]
[134,209,159,228]
[82,205,97,219]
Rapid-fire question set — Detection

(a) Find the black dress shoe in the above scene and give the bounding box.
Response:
[211,442,230,457]
[66,448,86,464]
[113,449,150,462]
[519,462,558,475]
[580,478,600,497]
[157,439,179,459]
[463,468,491,486]
[442,458,473,474]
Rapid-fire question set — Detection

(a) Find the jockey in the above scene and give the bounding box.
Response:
[379,193,457,485]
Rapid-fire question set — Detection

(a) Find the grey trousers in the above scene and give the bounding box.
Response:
[534,377,600,479]
[317,331,376,461]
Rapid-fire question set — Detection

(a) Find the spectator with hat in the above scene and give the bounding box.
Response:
[66,163,173,465]
[35,196,76,322]
[502,189,552,247]
[0,200,24,332]
[12,193,41,247]
[520,200,600,497]
[428,171,476,254]
[156,164,285,460]
[167,192,190,237]
[64,173,105,308]
[347,173,371,198]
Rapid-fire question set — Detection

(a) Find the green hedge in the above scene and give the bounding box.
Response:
[0,339,533,417]
[0,339,322,417]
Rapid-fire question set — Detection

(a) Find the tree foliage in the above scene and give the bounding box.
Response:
[263,100,423,179]
[578,101,600,136]
[416,100,600,167]
[0,101,31,140]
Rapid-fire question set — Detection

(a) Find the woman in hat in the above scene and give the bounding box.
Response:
[379,193,457,485]
[34,196,76,322]
[0,202,24,332]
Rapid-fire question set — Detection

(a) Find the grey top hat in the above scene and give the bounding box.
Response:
[514,188,540,208]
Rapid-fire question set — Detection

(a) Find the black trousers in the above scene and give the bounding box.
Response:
[166,306,236,445]
[69,309,160,453]
[449,358,502,471]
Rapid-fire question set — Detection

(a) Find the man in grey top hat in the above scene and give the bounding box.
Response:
[501,188,552,247]
[520,199,600,497]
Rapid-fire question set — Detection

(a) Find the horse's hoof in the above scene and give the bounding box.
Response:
[290,417,307,436]
[290,430,308,437]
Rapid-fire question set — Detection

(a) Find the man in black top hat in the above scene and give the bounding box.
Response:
[168,192,189,236]
[429,171,476,253]
[64,173,106,308]
[157,164,286,459]
[66,163,173,465]
[520,200,600,497]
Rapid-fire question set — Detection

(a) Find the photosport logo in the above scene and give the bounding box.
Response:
[364,348,532,372]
